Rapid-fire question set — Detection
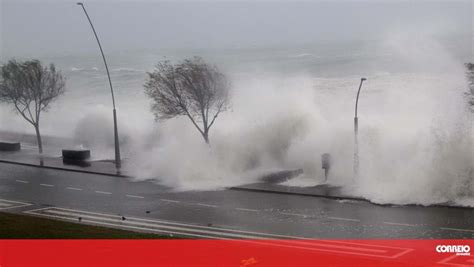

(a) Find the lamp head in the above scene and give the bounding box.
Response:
[77,2,84,6]
[361,78,367,81]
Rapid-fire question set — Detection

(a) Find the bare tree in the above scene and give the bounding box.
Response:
[0,59,65,154]
[144,57,230,144]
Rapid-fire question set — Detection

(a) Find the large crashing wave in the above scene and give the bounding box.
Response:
[124,33,472,206]
[3,31,469,206]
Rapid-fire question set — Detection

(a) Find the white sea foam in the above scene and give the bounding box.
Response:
[70,67,84,72]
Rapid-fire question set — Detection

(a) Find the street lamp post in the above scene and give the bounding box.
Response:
[353,77,367,180]
[77,2,121,172]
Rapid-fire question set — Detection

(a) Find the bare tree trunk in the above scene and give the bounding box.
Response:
[202,130,210,145]
[34,124,43,154]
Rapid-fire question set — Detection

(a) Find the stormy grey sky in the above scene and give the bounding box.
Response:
[0,0,471,58]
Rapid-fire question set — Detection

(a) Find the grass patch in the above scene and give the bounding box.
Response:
[0,211,175,239]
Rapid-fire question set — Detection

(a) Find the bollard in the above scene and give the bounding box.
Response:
[321,153,332,182]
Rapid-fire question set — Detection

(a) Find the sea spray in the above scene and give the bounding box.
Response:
[128,32,472,206]
[1,31,471,206]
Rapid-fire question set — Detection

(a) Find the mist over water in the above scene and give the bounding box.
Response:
[0,30,472,206]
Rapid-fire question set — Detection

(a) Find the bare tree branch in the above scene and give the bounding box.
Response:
[144,57,230,144]
[0,59,66,153]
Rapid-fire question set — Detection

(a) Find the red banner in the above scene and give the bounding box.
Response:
[0,239,472,267]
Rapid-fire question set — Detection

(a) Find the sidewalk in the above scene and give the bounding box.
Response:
[0,151,126,177]
[0,130,126,177]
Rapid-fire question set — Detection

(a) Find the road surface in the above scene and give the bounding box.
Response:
[0,162,473,239]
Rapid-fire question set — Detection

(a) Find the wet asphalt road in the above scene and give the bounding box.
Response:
[0,162,473,239]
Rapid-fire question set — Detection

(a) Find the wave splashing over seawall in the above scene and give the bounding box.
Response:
[126,33,473,207]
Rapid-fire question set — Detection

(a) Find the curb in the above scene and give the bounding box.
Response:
[229,186,473,210]
[229,186,366,202]
[0,159,129,178]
